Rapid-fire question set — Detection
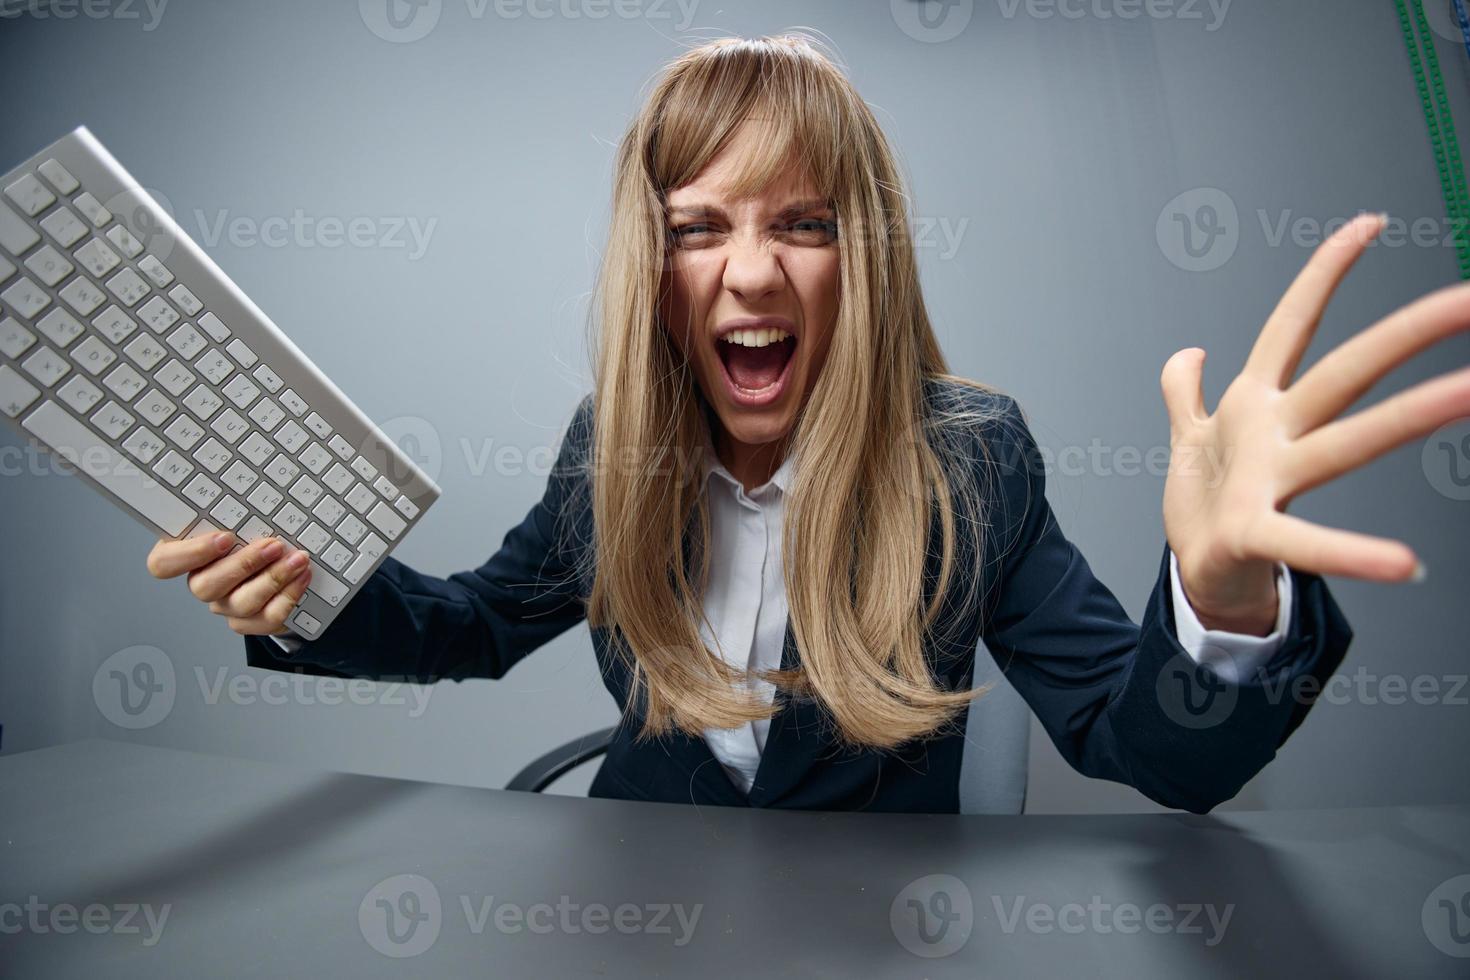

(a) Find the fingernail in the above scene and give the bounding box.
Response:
[1411,561,1428,583]
[213,533,233,552]
[288,551,310,570]
[261,539,283,560]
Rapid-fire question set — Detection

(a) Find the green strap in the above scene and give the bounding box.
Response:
[1396,0,1470,278]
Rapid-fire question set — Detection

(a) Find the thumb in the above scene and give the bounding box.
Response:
[1160,347,1208,439]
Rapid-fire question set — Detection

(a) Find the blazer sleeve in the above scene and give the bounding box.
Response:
[241,394,595,683]
[975,394,1355,814]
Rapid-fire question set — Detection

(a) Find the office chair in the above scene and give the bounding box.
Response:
[505,648,1031,813]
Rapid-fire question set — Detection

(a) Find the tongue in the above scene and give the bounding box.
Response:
[723,341,791,390]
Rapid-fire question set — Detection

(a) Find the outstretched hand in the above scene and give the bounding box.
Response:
[1160,211,1470,634]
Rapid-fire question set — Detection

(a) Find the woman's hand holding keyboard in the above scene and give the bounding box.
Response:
[146,533,313,636]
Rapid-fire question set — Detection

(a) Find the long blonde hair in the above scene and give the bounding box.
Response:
[579,32,1014,750]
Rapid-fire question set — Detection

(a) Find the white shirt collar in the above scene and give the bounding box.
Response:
[697,408,796,496]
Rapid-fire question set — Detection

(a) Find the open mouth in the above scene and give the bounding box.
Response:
[716,333,798,393]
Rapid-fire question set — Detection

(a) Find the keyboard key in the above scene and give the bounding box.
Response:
[209,494,248,530]
[165,322,207,360]
[164,413,205,451]
[344,551,377,585]
[3,276,50,318]
[238,516,275,543]
[182,474,223,509]
[321,463,354,495]
[289,474,323,508]
[194,348,232,385]
[252,363,283,393]
[92,305,136,344]
[238,430,276,466]
[24,245,72,286]
[265,453,300,487]
[274,502,308,535]
[291,609,322,635]
[222,373,261,409]
[0,254,12,283]
[153,358,196,396]
[312,494,345,528]
[105,267,149,307]
[120,425,166,465]
[221,459,259,495]
[327,433,354,461]
[73,192,111,228]
[246,481,284,516]
[278,388,307,416]
[305,561,348,606]
[0,201,40,255]
[106,224,143,258]
[360,533,387,560]
[0,365,41,418]
[209,407,249,444]
[137,295,179,333]
[59,276,106,316]
[102,363,145,401]
[298,441,331,475]
[394,495,420,520]
[333,514,366,545]
[304,411,331,439]
[0,317,36,358]
[133,388,177,426]
[298,522,331,554]
[69,336,116,375]
[23,400,195,536]
[246,396,284,432]
[89,400,135,440]
[138,254,174,287]
[273,419,308,453]
[321,540,354,572]
[182,384,223,421]
[345,482,375,514]
[37,159,78,194]
[225,338,257,369]
[37,308,84,348]
[350,456,377,482]
[73,237,120,277]
[5,173,54,216]
[22,345,70,387]
[123,334,168,371]
[191,437,232,474]
[198,311,229,342]
[39,207,87,248]
[55,375,103,415]
[168,283,202,316]
[372,475,398,500]
[366,500,406,541]
[151,450,195,488]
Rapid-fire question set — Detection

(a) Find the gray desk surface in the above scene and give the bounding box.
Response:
[1,739,1467,978]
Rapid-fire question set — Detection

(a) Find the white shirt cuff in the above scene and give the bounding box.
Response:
[269,630,308,654]
[1169,548,1293,685]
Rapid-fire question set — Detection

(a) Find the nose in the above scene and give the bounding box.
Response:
[721,236,785,305]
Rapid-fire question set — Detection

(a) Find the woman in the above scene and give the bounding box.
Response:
[145,34,1465,813]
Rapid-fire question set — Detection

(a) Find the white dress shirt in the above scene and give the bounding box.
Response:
[273,414,1294,795]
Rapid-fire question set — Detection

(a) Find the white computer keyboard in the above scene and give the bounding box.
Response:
[0,126,440,639]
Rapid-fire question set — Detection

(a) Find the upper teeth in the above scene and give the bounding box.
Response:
[721,327,792,347]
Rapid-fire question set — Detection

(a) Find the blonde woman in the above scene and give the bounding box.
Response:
[145,34,1465,813]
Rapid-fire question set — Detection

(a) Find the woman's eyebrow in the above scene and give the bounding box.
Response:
[666,198,835,220]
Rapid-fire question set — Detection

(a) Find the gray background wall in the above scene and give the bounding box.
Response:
[1,0,1466,812]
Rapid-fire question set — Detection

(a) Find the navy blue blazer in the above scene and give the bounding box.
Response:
[243,378,1354,814]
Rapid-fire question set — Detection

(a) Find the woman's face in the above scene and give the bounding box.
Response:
[658,132,840,462]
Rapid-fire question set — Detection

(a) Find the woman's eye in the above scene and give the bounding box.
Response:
[790,219,838,241]
[669,224,713,245]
